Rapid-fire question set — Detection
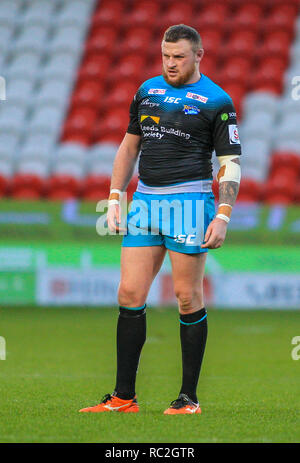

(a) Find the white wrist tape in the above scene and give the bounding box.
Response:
[108,189,123,206]
[216,213,230,223]
[217,155,241,184]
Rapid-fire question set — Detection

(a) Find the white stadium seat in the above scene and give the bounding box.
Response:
[16,159,49,177]
[88,143,119,162]
[26,105,64,136]
[0,1,19,26]
[56,143,87,164]
[6,78,35,107]
[275,114,300,142]
[0,159,14,177]
[11,26,48,55]
[52,160,85,178]
[47,26,86,55]
[242,91,279,117]
[6,52,41,80]
[21,1,55,28]
[0,103,26,135]
[0,133,19,154]
[56,0,95,28]
[33,79,72,109]
[39,53,79,82]
[240,112,275,142]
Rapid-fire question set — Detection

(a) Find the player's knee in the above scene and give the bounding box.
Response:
[175,287,203,312]
[118,282,147,308]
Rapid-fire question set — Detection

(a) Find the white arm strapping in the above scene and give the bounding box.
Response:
[217,155,241,184]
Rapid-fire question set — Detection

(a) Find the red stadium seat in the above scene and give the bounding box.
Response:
[116,28,153,56]
[236,178,262,203]
[81,174,111,201]
[93,108,129,144]
[201,30,223,59]
[91,1,124,30]
[71,81,104,110]
[124,1,160,29]
[293,184,300,204]
[263,5,297,38]
[220,57,251,86]
[78,55,111,82]
[85,28,117,56]
[270,151,300,172]
[221,30,258,60]
[224,3,262,32]
[262,175,295,204]
[193,4,228,31]
[62,107,98,143]
[0,174,10,197]
[256,31,291,62]
[46,175,82,201]
[248,58,285,94]
[199,55,217,79]
[156,3,193,33]
[11,174,45,200]
[218,82,246,118]
[102,81,137,111]
[110,55,146,84]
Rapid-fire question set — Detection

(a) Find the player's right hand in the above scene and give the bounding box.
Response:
[107,203,126,233]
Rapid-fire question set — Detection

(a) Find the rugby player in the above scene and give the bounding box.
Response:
[80,24,241,415]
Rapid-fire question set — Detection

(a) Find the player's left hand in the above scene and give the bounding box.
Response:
[201,218,228,249]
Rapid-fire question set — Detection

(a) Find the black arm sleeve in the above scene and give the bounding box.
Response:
[127,93,141,136]
[212,101,242,157]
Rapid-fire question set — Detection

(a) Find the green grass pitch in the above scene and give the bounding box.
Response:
[0,306,299,443]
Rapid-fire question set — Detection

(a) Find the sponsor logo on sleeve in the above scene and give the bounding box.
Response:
[228,124,240,144]
[186,92,208,103]
[148,88,166,95]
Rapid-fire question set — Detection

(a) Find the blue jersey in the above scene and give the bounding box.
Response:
[127,74,241,187]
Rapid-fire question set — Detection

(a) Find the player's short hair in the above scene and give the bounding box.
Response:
[163,24,203,52]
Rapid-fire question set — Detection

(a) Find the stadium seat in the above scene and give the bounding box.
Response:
[71,80,103,110]
[241,111,275,142]
[102,81,137,111]
[78,54,111,82]
[56,0,95,28]
[27,105,64,136]
[124,1,160,29]
[193,3,228,31]
[236,178,262,203]
[116,29,153,57]
[55,143,87,164]
[156,2,193,32]
[200,30,223,59]
[81,174,111,201]
[85,27,117,56]
[221,30,258,60]
[62,107,98,144]
[224,3,262,32]
[263,4,297,38]
[12,26,48,55]
[46,161,84,200]
[220,58,251,86]
[21,2,54,28]
[109,55,146,84]
[0,0,19,26]
[0,103,26,135]
[40,53,80,82]
[91,1,124,30]
[33,79,72,109]
[6,77,34,107]
[0,159,12,197]
[256,31,291,63]
[48,26,85,55]
[6,52,41,80]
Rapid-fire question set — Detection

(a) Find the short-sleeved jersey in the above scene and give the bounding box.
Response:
[127,73,241,187]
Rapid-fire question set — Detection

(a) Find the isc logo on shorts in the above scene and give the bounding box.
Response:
[174,234,196,244]
[228,124,240,144]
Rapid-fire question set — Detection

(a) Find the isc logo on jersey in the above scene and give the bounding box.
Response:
[228,124,240,144]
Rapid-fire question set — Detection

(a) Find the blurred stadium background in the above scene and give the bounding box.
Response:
[0,0,300,309]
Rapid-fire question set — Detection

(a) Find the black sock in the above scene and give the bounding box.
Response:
[114,305,146,400]
[179,308,207,404]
